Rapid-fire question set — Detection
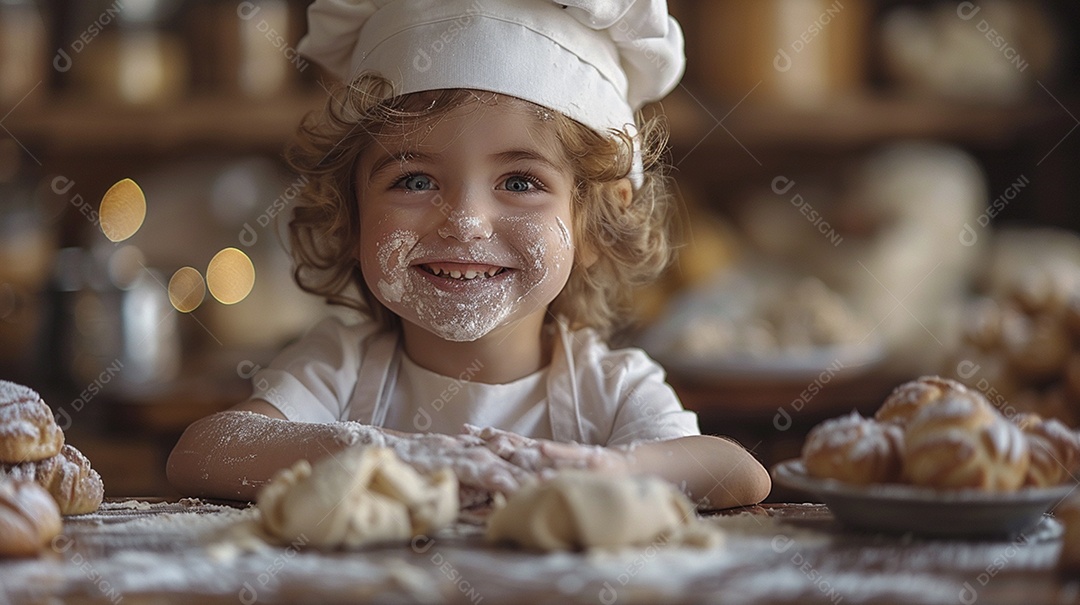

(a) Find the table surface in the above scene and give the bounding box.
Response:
[1,499,1078,605]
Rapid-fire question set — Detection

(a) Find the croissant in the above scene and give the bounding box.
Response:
[1,445,104,515]
[0,479,62,557]
[0,380,64,464]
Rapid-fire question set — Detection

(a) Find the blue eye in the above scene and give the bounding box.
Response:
[396,174,434,191]
[503,175,541,192]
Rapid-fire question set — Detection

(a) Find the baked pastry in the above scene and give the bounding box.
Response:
[1020,416,1080,487]
[0,445,104,515]
[0,479,62,557]
[1057,498,1080,573]
[1010,412,1044,432]
[903,392,1030,491]
[802,412,905,485]
[960,298,1003,351]
[1003,314,1071,381]
[875,376,969,427]
[0,380,63,464]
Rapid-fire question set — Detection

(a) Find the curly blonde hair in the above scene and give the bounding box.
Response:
[285,75,674,338]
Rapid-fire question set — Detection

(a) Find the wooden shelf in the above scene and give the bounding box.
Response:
[663,88,1072,154]
[5,92,327,155]
[8,89,1072,157]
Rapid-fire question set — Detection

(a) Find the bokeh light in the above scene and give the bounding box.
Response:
[206,247,255,305]
[168,267,206,313]
[99,178,147,242]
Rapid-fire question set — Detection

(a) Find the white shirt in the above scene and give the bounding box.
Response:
[250,317,699,446]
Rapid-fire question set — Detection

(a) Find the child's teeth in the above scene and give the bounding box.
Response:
[426,265,504,280]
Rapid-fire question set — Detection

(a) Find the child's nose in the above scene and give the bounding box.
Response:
[437,195,493,241]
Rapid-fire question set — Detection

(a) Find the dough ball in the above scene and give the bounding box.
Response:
[486,471,703,551]
[802,412,905,485]
[258,447,458,549]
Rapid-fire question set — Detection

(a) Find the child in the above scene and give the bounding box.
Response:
[167,0,771,509]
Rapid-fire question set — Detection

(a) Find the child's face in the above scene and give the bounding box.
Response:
[355,95,576,343]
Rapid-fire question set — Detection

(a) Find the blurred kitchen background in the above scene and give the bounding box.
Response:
[1,0,1079,498]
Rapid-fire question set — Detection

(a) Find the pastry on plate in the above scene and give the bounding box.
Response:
[802,412,904,485]
[903,392,1030,491]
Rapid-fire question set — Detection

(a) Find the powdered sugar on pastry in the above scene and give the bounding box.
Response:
[802,412,904,485]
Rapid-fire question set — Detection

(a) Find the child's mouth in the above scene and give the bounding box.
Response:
[418,262,508,281]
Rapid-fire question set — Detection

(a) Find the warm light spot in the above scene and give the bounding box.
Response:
[168,267,205,313]
[99,178,147,242]
[206,248,254,305]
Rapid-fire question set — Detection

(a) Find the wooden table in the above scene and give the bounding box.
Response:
[2,499,1077,604]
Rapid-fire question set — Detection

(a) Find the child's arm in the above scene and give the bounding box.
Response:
[167,400,357,501]
[617,436,772,509]
[167,401,532,501]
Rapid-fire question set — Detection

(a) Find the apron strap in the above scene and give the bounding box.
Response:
[546,320,585,443]
[347,331,402,427]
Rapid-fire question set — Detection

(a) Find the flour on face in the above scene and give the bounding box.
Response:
[372,212,569,342]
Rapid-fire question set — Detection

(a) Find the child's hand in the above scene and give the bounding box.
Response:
[463,424,630,475]
[344,424,532,494]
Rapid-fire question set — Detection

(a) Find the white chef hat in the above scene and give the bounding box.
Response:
[297,0,685,147]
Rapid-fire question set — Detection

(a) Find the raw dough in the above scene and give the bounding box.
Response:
[486,471,719,551]
[258,447,458,548]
